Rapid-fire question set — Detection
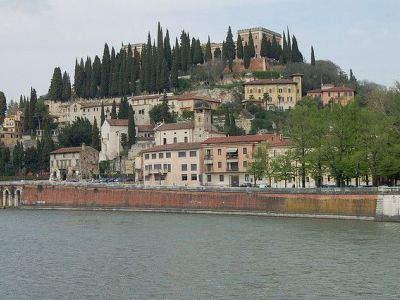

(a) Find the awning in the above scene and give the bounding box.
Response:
[226,148,238,153]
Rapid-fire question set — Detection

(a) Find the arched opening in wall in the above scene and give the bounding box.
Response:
[3,189,10,207]
[15,190,22,207]
[53,171,57,180]
[61,171,67,181]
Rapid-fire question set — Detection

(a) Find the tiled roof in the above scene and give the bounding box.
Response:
[50,147,82,154]
[129,94,164,101]
[137,125,154,132]
[307,86,355,93]
[202,134,292,147]
[106,119,128,126]
[141,142,201,153]
[244,79,297,85]
[156,122,194,131]
[167,94,221,103]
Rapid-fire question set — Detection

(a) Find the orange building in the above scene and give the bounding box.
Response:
[167,94,221,114]
[307,84,355,106]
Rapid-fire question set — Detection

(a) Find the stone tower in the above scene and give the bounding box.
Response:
[194,102,212,132]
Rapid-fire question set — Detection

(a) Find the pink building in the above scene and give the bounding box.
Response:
[307,84,355,106]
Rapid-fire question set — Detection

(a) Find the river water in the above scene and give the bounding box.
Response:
[1,210,399,299]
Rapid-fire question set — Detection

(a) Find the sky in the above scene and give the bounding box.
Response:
[0,0,399,101]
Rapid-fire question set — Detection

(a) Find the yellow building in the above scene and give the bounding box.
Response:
[243,73,303,111]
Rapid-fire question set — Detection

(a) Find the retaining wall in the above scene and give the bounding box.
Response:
[21,183,378,220]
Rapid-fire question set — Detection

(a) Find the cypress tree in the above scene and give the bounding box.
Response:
[248,31,255,58]
[237,34,244,59]
[48,67,63,100]
[311,46,316,66]
[118,96,129,119]
[100,43,111,97]
[110,100,117,119]
[243,44,251,69]
[214,47,222,60]
[109,47,117,96]
[160,59,170,92]
[19,95,24,110]
[291,35,303,63]
[128,105,136,147]
[151,43,157,92]
[164,29,172,70]
[84,57,92,98]
[100,102,105,126]
[144,33,152,92]
[61,71,71,101]
[23,101,30,132]
[91,117,100,151]
[349,69,357,83]
[74,59,82,97]
[92,55,102,97]
[287,27,292,62]
[29,88,37,132]
[266,39,272,59]
[271,35,281,61]
[225,26,236,71]
[282,31,288,63]
[260,34,268,57]
[170,51,179,90]
[192,38,203,65]
[0,92,6,122]
[204,36,212,62]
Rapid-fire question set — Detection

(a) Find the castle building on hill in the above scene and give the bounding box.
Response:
[243,73,303,111]
[237,27,282,58]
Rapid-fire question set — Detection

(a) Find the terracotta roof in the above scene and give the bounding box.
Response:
[129,94,164,101]
[50,146,82,154]
[307,86,355,93]
[106,119,128,126]
[141,142,201,154]
[244,79,297,85]
[156,122,194,131]
[202,134,293,147]
[167,94,221,104]
[137,125,154,132]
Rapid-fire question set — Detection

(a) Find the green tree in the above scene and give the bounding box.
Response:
[128,105,136,147]
[149,100,175,124]
[61,71,71,101]
[29,88,38,132]
[100,102,105,126]
[170,54,179,90]
[0,91,7,122]
[225,26,236,71]
[58,117,92,147]
[110,100,117,119]
[271,152,295,188]
[291,35,303,63]
[118,96,129,119]
[260,34,268,58]
[204,36,212,62]
[311,46,316,66]
[243,44,251,69]
[100,43,111,97]
[237,34,244,59]
[91,117,100,150]
[13,141,24,174]
[248,30,255,58]
[248,143,273,186]
[48,67,63,100]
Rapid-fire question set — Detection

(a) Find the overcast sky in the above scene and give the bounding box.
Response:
[0,0,399,100]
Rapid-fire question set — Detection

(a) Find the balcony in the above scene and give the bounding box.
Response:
[204,154,213,164]
[227,166,239,172]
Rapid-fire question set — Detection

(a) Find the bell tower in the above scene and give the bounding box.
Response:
[194,102,212,131]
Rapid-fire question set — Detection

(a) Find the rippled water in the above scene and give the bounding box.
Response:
[1,209,400,299]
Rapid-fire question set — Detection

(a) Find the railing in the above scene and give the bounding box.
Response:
[204,154,213,160]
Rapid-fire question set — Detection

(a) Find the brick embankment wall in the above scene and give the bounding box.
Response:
[21,184,377,219]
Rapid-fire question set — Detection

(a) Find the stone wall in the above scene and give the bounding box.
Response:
[21,184,377,220]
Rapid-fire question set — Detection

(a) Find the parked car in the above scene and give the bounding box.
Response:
[240,182,253,187]
[258,183,271,188]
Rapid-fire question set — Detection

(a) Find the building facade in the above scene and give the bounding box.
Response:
[50,144,99,181]
[237,27,282,58]
[307,84,355,106]
[100,119,129,162]
[167,94,221,114]
[141,142,202,187]
[3,111,24,134]
[243,74,303,110]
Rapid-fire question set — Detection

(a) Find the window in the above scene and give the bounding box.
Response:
[166,152,171,158]
[243,161,247,168]
[219,175,224,182]
[151,153,156,159]
[243,147,247,154]
[190,151,197,157]
[159,153,164,159]
[182,174,188,181]
[218,162,222,168]
[178,151,186,158]
[154,164,161,170]
[191,164,197,171]
[207,174,212,182]
[191,174,197,181]
[184,136,188,143]
[245,174,249,182]
[181,164,187,171]
[218,149,222,155]
[173,137,177,143]
[163,138,167,145]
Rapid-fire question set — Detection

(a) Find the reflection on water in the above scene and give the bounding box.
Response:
[1,210,400,299]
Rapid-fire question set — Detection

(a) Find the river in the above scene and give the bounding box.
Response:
[0,209,399,299]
